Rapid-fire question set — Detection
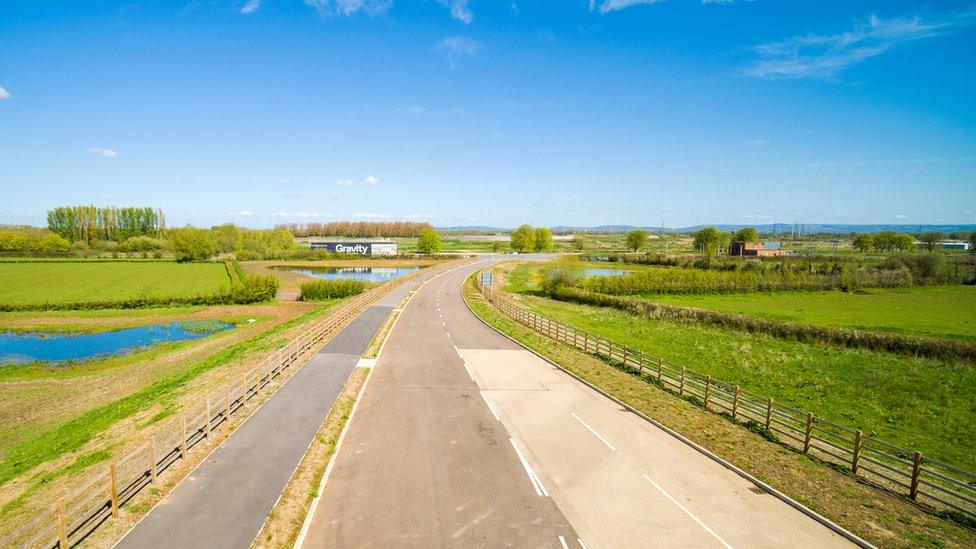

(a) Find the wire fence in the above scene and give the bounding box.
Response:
[1,272,422,549]
[476,280,976,522]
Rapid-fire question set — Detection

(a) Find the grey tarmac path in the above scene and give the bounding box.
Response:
[114,262,459,549]
[301,260,579,548]
[303,258,853,549]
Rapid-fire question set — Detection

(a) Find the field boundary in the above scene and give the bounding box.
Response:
[0,267,430,549]
[475,278,976,524]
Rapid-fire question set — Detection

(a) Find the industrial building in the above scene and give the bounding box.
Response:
[309,241,398,256]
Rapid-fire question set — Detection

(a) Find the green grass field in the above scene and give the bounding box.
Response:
[654,286,976,341]
[0,262,230,305]
[510,294,976,470]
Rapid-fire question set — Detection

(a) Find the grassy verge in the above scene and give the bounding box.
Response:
[252,367,368,548]
[363,312,399,359]
[462,277,976,548]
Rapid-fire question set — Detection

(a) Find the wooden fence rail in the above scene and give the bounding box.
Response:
[1,269,426,549]
[476,280,976,521]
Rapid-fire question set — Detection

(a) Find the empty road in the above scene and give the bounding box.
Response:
[301,260,852,548]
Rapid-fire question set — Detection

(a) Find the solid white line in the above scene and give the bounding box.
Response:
[463,362,475,380]
[558,536,569,549]
[446,331,452,338]
[578,538,588,549]
[480,392,500,421]
[570,412,616,451]
[641,474,733,549]
[509,438,549,497]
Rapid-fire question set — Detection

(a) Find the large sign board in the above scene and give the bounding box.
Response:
[309,242,398,256]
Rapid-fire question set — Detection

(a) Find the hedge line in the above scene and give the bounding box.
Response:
[300,279,366,301]
[550,287,976,362]
[0,273,280,312]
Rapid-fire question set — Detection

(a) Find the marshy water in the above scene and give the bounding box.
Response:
[585,268,629,277]
[279,265,422,283]
[0,321,233,364]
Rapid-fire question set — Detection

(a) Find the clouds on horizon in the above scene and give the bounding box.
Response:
[336,175,380,186]
[745,8,976,80]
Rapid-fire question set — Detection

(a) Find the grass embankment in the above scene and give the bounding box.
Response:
[652,286,976,342]
[253,367,368,548]
[462,277,976,548]
[0,262,229,305]
[0,301,336,515]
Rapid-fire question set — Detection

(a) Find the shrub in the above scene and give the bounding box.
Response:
[169,227,217,262]
[300,279,366,301]
[417,228,442,254]
[230,274,279,303]
[539,256,585,295]
[118,236,167,252]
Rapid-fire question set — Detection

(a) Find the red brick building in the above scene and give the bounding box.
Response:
[729,242,785,257]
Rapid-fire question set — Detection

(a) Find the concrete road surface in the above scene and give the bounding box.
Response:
[114,263,455,549]
[301,261,852,548]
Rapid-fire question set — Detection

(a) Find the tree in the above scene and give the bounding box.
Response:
[852,233,874,252]
[416,228,442,254]
[534,227,554,252]
[625,229,648,252]
[510,224,535,252]
[892,233,915,252]
[693,226,723,264]
[918,232,944,251]
[169,227,217,262]
[733,227,759,243]
[570,234,585,252]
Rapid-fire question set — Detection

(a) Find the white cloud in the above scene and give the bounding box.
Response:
[0,86,10,99]
[303,0,393,17]
[439,0,473,23]
[292,211,318,217]
[437,36,481,69]
[745,9,976,80]
[511,2,519,15]
[272,211,290,217]
[241,0,262,14]
[337,175,380,186]
[406,213,438,219]
[592,0,663,14]
[237,210,254,217]
[85,147,119,158]
[278,178,289,185]
[352,212,390,218]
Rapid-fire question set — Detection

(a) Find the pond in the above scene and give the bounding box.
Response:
[585,268,629,277]
[0,321,233,365]
[281,266,422,283]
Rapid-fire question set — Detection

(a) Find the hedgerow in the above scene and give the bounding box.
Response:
[300,279,366,301]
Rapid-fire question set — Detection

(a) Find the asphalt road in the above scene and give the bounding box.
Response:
[114,264,451,549]
[301,260,851,548]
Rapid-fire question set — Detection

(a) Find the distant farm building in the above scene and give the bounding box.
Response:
[309,241,398,256]
[941,241,971,251]
[729,241,786,257]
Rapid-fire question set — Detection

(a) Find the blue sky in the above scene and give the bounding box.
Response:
[1,0,974,229]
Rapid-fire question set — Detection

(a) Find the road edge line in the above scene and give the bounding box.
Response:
[460,274,875,549]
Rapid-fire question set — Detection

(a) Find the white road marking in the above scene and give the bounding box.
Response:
[578,539,588,549]
[463,362,475,381]
[480,392,500,421]
[446,331,452,338]
[641,474,733,549]
[570,412,616,451]
[558,536,569,549]
[509,438,549,497]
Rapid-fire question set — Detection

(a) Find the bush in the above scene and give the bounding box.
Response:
[539,256,585,295]
[417,228,442,254]
[230,274,279,303]
[169,227,217,262]
[300,279,366,301]
[118,236,167,252]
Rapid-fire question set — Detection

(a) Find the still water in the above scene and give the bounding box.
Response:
[0,321,233,364]
[585,268,629,277]
[281,266,421,283]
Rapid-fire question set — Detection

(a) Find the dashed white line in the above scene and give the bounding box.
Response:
[480,392,500,421]
[570,412,616,451]
[446,331,452,338]
[641,474,733,549]
[558,535,569,549]
[509,438,549,497]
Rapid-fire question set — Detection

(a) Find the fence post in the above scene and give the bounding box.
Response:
[679,367,686,395]
[242,374,248,401]
[621,346,628,368]
[109,461,119,517]
[803,413,814,453]
[704,375,712,409]
[764,398,773,429]
[732,386,740,420]
[205,397,212,440]
[657,358,663,382]
[637,351,644,377]
[583,332,589,352]
[852,430,863,474]
[180,414,187,460]
[58,499,69,548]
[150,436,158,484]
[225,385,231,421]
[910,451,923,500]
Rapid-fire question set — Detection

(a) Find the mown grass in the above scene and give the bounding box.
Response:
[0,262,230,305]
[502,292,976,471]
[462,277,976,548]
[650,286,976,342]
[0,301,340,488]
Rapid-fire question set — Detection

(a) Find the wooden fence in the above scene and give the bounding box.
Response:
[477,282,976,522]
[1,272,423,549]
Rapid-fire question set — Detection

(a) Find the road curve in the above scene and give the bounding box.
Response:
[300,259,851,549]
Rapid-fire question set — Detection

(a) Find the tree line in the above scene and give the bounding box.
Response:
[510,224,554,253]
[47,205,165,244]
[275,221,434,238]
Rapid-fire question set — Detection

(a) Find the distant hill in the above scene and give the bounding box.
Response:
[438,224,976,235]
